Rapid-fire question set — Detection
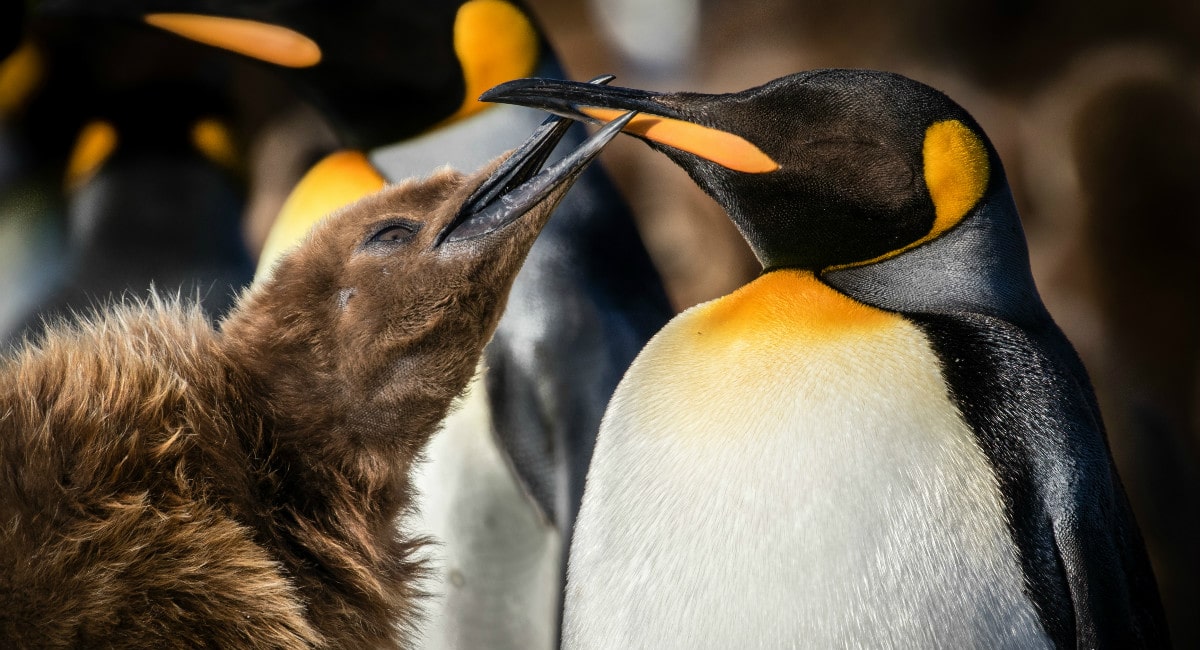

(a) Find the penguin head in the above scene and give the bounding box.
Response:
[221,112,631,438]
[38,0,548,147]
[483,69,999,272]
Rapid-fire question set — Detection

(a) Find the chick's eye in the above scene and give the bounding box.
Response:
[368,220,420,244]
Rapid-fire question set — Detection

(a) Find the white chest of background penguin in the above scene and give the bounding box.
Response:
[484,69,1170,648]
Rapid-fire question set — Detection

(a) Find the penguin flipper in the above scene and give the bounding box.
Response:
[912,311,1170,648]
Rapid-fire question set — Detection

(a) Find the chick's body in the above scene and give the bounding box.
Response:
[0,113,624,647]
[2,301,332,648]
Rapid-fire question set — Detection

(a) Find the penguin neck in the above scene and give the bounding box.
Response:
[691,269,893,346]
[822,188,1051,326]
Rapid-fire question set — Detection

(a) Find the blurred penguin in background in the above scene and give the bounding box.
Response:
[36,0,673,647]
[1,1,71,337]
[0,11,254,345]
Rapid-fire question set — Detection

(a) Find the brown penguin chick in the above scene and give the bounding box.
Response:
[0,113,633,649]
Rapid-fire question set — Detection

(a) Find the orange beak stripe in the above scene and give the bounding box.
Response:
[144,13,321,68]
[579,107,779,174]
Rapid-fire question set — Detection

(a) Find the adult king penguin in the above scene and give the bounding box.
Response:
[484,69,1169,648]
[37,1,673,647]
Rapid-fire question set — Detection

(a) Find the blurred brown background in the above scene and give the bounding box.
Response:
[524,0,1200,645]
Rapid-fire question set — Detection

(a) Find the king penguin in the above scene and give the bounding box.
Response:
[37,1,673,647]
[483,69,1170,648]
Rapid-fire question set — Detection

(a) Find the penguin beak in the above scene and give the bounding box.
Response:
[436,109,636,245]
[480,77,779,174]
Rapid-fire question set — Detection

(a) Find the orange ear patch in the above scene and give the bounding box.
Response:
[190,118,240,171]
[922,119,989,237]
[65,120,118,190]
[825,119,990,271]
[0,42,43,116]
[144,14,321,68]
[580,107,779,174]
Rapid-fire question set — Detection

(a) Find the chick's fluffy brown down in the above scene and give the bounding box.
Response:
[0,161,562,648]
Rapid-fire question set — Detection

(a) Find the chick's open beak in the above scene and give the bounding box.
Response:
[437,104,635,245]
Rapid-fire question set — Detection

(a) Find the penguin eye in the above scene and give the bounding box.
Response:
[366,219,421,246]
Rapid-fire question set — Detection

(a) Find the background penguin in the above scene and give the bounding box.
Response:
[0,13,255,345]
[484,70,1169,647]
[0,108,632,648]
[1,7,74,337]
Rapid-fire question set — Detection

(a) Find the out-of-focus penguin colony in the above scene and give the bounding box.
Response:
[1,0,1197,646]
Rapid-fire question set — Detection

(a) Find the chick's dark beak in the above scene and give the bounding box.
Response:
[481,77,778,174]
[436,109,636,245]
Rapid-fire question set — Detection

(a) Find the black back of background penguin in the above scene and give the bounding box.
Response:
[485,68,1169,648]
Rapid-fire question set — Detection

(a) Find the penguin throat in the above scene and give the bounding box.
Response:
[694,269,894,345]
[719,193,933,273]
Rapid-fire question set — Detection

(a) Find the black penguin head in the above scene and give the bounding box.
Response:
[483,69,1000,271]
[36,0,549,147]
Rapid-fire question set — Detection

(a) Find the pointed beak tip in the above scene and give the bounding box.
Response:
[438,109,635,245]
[478,77,535,103]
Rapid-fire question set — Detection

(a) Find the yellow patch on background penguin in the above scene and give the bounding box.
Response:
[0,42,43,116]
[190,118,240,171]
[579,107,779,174]
[923,119,989,232]
[144,14,321,68]
[447,0,539,124]
[255,151,385,282]
[64,120,118,190]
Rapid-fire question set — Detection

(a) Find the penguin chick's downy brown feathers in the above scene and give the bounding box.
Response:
[0,113,618,648]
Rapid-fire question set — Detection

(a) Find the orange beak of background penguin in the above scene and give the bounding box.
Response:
[480,77,780,174]
[437,109,637,244]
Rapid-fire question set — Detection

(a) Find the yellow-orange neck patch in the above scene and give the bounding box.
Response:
[255,151,385,282]
[581,107,779,174]
[446,0,539,124]
[65,120,118,190]
[690,270,894,348]
[144,14,321,68]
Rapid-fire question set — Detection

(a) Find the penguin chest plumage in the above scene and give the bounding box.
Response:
[563,270,1051,649]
